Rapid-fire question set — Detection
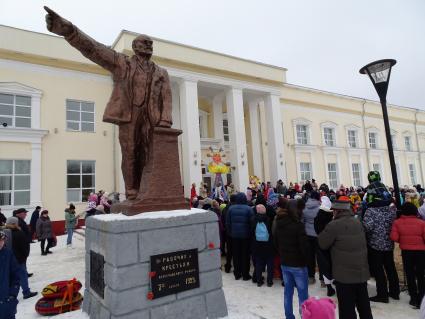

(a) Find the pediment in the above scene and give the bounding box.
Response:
[0,82,42,97]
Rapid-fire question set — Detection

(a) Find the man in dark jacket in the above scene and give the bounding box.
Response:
[0,231,20,319]
[5,217,37,300]
[13,209,31,244]
[318,196,373,319]
[13,208,33,278]
[29,206,41,242]
[226,192,253,280]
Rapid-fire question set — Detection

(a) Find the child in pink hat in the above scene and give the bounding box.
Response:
[302,297,336,319]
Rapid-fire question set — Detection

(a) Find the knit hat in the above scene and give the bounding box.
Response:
[278,197,288,209]
[401,202,418,216]
[13,208,28,216]
[331,196,351,211]
[6,216,19,226]
[368,170,381,183]
[302,297,336,319]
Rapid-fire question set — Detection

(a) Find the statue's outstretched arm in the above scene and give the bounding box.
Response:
[44,6,123,74]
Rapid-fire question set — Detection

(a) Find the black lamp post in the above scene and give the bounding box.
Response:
[359,59,401,208]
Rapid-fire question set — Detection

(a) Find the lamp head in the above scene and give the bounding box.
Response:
[359,59,396,100]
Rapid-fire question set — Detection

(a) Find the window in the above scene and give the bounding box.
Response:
[348,130,358,148]
[296,124,308,145]
[328,163,338,189]
[198,111,209,138]
[373,163,381,175]
[300,162,311,181]
[66,160,95,202]
[369,132,377,149]
[66,100,95,132]
[352,163,361,187]
[391,135,397,150]
[223,116,229,142]
[409,164,417,185]
[0,93,31,128]
[405,136,412,151]
[0,160,31,206]
[323,127,335,146]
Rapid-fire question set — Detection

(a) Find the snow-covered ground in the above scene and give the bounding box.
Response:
[17,233,420,319]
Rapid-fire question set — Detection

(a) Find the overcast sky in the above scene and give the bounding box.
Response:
[1,0,424,109]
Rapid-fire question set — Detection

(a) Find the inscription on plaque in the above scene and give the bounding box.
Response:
[150,248,200,299]
[90,250,105,299]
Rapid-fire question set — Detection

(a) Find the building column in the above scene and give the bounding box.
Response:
[30,142,42,207]
[212,95,224,144]
[264,93,286,183]
[179,79,202,198]
[226,87,249,192]
[248,100,263,181]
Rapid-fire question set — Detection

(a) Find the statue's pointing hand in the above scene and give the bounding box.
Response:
[44,6,73,37]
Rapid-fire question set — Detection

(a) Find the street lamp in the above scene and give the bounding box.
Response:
[359,59,401,208]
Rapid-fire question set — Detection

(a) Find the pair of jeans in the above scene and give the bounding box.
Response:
[335,282,373,319]
[281,265,308,319]
[369,248,400,298]
[66,228,74,245]
[17,263,30,296]
[402,250,425,304]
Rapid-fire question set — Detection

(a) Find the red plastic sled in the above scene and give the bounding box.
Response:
[41,279,82,299]
[35,292,83,316]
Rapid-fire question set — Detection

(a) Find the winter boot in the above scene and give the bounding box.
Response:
[326,284,336,297]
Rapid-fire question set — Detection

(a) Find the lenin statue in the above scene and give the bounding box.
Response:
[44,7,188,215]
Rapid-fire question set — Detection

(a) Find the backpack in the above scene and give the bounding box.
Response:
[255,222,269,242]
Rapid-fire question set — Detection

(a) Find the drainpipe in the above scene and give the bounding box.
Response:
[414,110,424,185]
[112,125,117,192]
[361,100,371,172]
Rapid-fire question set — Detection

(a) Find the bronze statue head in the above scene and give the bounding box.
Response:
[132,34,153,59]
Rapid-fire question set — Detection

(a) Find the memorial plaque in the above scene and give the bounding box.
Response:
[90,250,105,299]
[150,248,200,299]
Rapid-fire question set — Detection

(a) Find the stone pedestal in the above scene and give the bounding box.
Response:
[112,127,189,216]
[83,209,228,319]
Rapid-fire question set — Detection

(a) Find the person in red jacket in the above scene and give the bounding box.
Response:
[390,202,425,309]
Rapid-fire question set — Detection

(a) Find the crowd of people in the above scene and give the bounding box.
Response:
[192,171,425,318]
[1,176,425,318]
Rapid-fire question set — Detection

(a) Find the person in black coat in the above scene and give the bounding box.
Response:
[251,204,274,287]
[314,204,336,296]
[5,217,37,300]
[226,192,254,281]
[29,206,41,242]
[13,208,31,245]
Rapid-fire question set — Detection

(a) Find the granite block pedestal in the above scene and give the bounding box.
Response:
[83,209,228,319]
